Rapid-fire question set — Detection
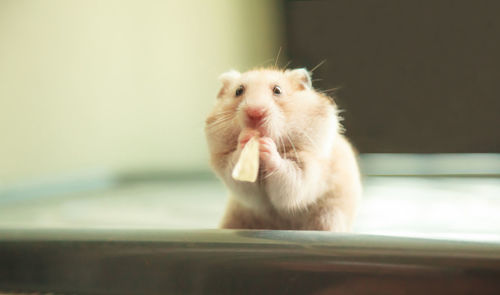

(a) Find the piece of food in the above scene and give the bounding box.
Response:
[232,136,260,182]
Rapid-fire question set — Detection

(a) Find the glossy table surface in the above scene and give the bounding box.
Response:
[1,229,500,294]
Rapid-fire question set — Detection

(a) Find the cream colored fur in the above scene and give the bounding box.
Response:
[205,68,361,231]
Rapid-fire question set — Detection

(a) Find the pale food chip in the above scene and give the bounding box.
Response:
[232,136,260,182]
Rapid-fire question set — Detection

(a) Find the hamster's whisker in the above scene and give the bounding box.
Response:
[212,112,233,119]
[209,119,231,129]
[254,58,276,68]
[274,46,282,67]
[208,116,235,131]
[324,88,340,93]
[262,115,271,127]
[283,60,292,70]
[300,131,319,149]
[263,169,278,179]
[216,113,236,121]
[210,114,234,125]
[279,136,287,161]
[285,134,301,165]
[215,111,234,116]
[321,87,341,94]
[266,120,286,160]
[310,59,326,73]
[210,117,232,125]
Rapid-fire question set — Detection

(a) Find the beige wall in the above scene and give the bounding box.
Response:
[0,0,284,183]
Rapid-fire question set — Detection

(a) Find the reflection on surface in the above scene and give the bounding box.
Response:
[0,154,499,243]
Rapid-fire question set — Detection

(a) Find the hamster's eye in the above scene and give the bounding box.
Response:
[273,85,282,96]
[235,85,245,97]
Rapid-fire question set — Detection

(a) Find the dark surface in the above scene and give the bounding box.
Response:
[1,229,500,294]
[285,0,500,153]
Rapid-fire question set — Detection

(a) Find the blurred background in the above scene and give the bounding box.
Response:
[0,0,499,241]
[0,0,285,184]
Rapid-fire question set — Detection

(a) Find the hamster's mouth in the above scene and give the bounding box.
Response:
[243,125,269,137]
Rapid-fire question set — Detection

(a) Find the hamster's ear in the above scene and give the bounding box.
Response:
[217,70,241,98]
[219,70,241,84]
[286,68,312,90]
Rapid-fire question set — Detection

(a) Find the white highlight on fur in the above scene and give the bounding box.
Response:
[218,70,241,85]
[320,109,338,157]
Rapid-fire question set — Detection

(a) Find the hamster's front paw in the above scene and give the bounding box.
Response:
[259,137,282,172]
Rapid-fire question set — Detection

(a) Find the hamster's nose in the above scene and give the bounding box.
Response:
[245,107,267,122]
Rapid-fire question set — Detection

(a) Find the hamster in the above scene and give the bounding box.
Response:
[205,67,361,232]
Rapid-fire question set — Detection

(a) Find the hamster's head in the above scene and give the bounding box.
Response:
[205,67,340,161]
